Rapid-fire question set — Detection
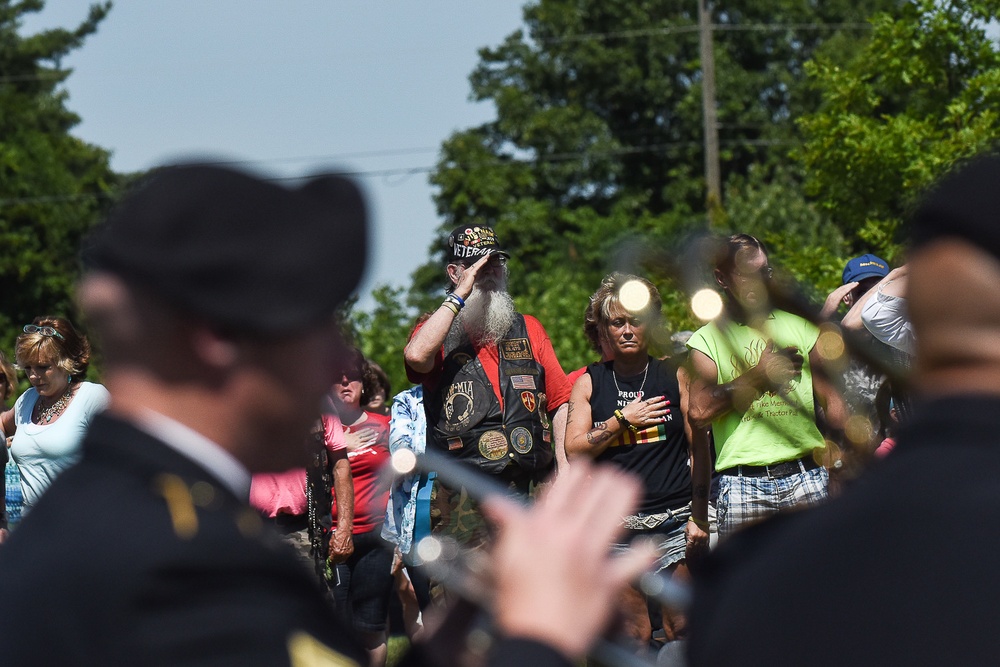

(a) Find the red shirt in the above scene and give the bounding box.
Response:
[331,411,390,534]
[567,365,589,387]
[406,314,572,413]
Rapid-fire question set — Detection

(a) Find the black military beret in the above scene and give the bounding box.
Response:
[84,163,367,335]
[910,153,1000,261]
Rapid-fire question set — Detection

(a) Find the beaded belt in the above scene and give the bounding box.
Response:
[622,510,678,531]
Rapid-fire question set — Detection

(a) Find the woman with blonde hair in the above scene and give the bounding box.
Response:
[1,317,109,513]
[565,273,703,648]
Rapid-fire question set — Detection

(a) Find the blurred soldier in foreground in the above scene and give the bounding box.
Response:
[688,154,1000,665]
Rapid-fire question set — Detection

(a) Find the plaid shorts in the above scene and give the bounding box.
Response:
[717,465,827,540]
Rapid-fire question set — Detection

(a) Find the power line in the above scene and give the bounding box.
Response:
[0,137,798,208]
[714,22,871,32]
[536,22,871,44]
[0,21,875,85]
[189,147,440,167]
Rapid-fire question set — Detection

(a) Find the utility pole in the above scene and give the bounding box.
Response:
[698,0,722,227]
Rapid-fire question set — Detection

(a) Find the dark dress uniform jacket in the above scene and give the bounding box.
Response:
[687,396,1000,666]
[0,413,366,667]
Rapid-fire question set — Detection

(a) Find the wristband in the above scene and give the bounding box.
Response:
[614,409,639,433]
[441,300,459,315]
[711,383,735,400]
[448,293,465,307]
[688,516,709,530]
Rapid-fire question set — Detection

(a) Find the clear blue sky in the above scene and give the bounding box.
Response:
[20,1,528,309]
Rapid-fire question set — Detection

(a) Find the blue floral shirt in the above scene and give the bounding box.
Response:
[381,385,427,555]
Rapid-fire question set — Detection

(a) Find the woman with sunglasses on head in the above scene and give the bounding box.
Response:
[0,317,109,514]
[328,346,392,667]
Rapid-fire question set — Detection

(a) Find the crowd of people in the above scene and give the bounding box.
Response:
[0,153,995,666]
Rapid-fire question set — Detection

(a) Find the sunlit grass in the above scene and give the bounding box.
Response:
[387,636,410,667]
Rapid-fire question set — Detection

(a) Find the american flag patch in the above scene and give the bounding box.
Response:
[510,375,536,390]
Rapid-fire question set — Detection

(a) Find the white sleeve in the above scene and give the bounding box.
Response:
[861,286,915,355]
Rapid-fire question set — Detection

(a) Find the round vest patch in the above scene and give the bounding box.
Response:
[510,427,533,454]
[478,430,509,461]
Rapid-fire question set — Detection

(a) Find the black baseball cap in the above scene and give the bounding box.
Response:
[446,225,510,263]
[84,163,368,335]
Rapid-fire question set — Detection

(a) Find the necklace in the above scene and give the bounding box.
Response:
[35,386,74,424]
[612,360,649,400]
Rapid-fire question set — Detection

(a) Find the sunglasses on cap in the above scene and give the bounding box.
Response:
[458,254,507,268]
[23,324,64,341]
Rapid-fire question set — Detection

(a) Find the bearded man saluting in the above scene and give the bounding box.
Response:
[403,225,572,558]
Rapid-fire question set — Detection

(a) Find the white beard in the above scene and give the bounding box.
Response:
[445,283,517,351]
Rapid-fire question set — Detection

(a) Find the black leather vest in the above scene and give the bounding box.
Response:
[424,314,554,479]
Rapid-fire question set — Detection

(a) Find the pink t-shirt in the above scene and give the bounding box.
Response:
[249,469,307,518]
[249,414,347,518]
[875,437,896,458]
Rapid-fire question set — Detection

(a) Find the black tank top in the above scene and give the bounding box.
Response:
[588,357,691,513]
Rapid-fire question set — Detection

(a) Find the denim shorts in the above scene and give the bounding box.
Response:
[717,466,828,540]
[332,528,394,632]
[613,503,691,572]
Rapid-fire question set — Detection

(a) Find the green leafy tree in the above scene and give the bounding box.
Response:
[0,1,120,353]
[364,1,1000,376]
[796,0,1000,263]
[404,0,897,367]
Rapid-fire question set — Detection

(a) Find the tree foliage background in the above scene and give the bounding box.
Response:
[0,0,122,384]
[351,0,1000,395]
[796,0,1000,264]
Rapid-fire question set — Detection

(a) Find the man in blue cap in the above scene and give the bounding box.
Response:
[820,253,890,320]
[818,252,898,481]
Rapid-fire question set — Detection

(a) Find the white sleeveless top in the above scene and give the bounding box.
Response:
[10,381,110,509]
